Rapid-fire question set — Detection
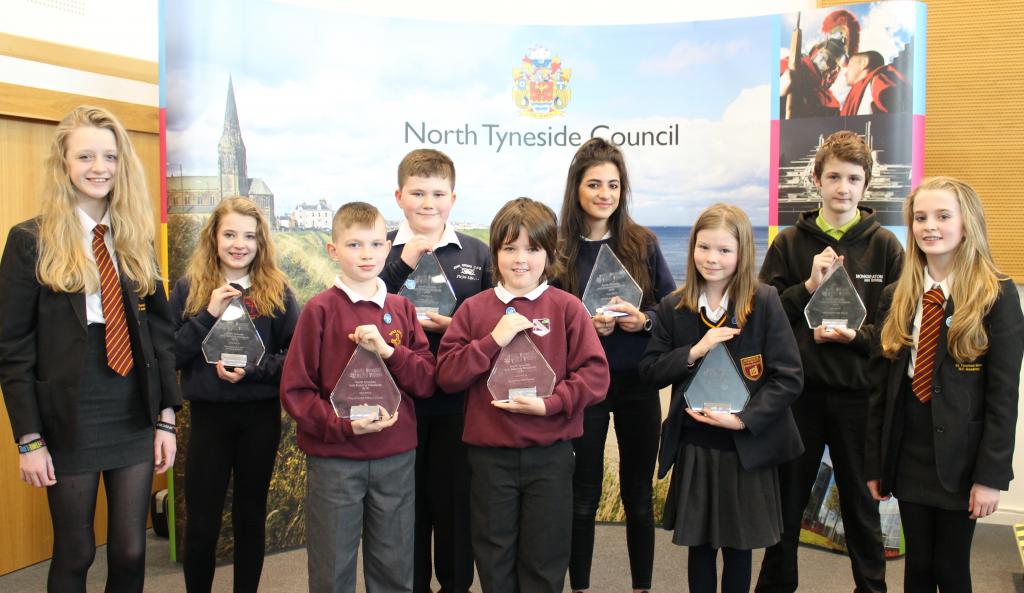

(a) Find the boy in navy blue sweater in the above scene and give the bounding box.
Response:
[380,149,491,593]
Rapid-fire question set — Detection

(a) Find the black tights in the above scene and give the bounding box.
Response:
[46,460,154,593]
[688,544,752,593]
[898,500,976,593]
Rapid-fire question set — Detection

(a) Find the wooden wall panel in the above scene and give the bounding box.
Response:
[0,83,158,134]
[0,113,166,576]
[0,33,159,83]
[819,0,1024,281]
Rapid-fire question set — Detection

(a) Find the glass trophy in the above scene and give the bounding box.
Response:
[804,259,867,331]
[683,343,750,413]
[330,346,402,420]
[581,244,643,317]
[398,252,458,320]
[487,332,557,402]
[202,296,265,368]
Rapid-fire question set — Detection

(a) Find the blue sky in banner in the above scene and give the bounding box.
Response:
[167,0,778,226]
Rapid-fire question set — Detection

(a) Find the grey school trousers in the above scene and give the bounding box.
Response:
[306,450,416,593]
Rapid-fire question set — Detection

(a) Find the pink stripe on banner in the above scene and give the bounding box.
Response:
[769,119,780,226]
[911,115,925,188]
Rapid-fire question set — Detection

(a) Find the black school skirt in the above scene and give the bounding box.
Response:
[50,324,152,474]
[663,442,783,550]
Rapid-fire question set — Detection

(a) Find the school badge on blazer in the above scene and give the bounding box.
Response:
[740,354,764,381]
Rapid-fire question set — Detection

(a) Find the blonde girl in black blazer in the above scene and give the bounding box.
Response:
[0,106,180,593]
[866,177,1024,593]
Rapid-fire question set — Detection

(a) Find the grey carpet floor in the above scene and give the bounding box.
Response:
[3,523,1022,592]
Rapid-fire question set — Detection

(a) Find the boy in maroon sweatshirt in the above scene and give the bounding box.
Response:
[281,202,435,593]
[437,198,609,593]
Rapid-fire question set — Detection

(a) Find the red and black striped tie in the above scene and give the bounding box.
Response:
[92,224,133,376]
[911,286,945,403]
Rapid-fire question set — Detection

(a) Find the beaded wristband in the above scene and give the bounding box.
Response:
[155,421,177,435]
[18,438,46,454]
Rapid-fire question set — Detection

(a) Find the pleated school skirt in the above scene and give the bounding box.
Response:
[663,442,783,550]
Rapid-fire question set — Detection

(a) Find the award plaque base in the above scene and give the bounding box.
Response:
[349,404,382,421]
[702,402,733,413]
[221,353,248,367]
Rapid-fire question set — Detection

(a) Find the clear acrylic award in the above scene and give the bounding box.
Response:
[202,296,265,368]
[398,252,458,320]
[329,347,402,420]
[581,244,643,317]
[486,332,557,402]
[804,259,867,330]
[683,343,750,413]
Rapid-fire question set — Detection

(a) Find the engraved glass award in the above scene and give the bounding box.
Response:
[487,332,557,402]
[398,252,457,320]
[581,244,643,317]
[804,259,867,330]
[329,347,402,420]
[683,343,750,413]
[202,296,265,368]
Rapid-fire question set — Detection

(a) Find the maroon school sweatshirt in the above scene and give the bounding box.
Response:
[437,285,609,448]
[281,286,435,459]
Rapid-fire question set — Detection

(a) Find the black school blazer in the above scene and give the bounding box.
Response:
[865,279,1023,495]
[0,219,181,449]
[639,284,805,477]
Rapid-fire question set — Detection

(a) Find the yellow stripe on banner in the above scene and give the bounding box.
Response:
[1015,523,1024,570]
[160,223,169,297]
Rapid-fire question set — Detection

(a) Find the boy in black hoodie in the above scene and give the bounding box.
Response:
[755,131,903,593]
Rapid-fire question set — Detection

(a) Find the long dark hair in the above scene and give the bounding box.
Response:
[556,137,654,305]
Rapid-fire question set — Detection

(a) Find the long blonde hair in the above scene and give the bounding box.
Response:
[673,203,757,326]
[37,106,157,296]
[183,197,289,317]
[880,177,1005,361]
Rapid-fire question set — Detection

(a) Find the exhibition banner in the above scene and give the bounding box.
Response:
[165,0,924,559]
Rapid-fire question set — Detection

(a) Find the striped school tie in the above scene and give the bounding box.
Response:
[911,286,945,403]
[93,224,134,376]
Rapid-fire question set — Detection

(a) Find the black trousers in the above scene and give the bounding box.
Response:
[183,398,281,593]
[756,389,886,593]
[569,371,660,590]
[413,412,474,593]
[467,441,574,593]
[897,500,976,593]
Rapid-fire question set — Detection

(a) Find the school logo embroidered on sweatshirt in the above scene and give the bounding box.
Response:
[388,329,402,346]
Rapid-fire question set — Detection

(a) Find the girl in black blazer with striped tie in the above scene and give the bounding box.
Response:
[0,106,180,593]
[866,177,1024,593]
